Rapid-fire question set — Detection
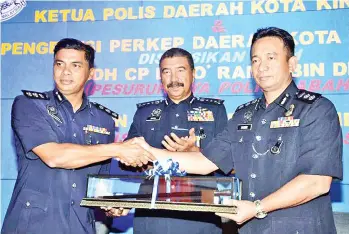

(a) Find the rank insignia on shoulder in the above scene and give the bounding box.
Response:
[91,102,119,119]
[146,108,162,121]
[83,124,110,135]
[235,98,260,113]
[137,99,164,108]
[22,90,49,100]
[296,90,322,104]
[197,97,224,105]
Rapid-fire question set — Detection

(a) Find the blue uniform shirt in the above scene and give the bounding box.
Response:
[125,94,228,234]
[2,89,116,234]
[203,81,343,234]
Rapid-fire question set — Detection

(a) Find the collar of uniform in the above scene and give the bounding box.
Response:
[53,88,68,106]
[53,88,92,114]
[259,80,298,110]
[80,93,92,113]
[165,93,195,106]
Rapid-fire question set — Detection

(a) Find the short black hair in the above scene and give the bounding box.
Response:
[251,27,295,60]
[159,48,194,70]
[54,38,95,68]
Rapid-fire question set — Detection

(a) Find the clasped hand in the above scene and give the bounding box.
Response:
[114,138,154,167]
[162,128,199,152]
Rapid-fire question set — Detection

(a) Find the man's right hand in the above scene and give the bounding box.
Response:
[114,139,154,167]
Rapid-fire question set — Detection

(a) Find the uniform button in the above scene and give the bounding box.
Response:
[72,118,75,122]
[249,192,255,198]
[250,173,256,179]
[255,136,262,141]
[261,119,267,125]
[252,154,259,159]
[73,133,77,137]
[26,201,31,207]
[71,200,75,205]
[72,183,77,188]
[175,114,179,117]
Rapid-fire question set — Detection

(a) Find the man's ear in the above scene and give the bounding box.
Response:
[288,56,298,73]
[192,68,196,80]
[88,68,95,81]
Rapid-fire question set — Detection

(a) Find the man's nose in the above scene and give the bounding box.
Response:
[258,60,269,72]
[63,65,72,75]
[170,71,179,82]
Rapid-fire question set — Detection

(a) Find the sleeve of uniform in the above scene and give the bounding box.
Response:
[202,119,235,175]
[214,104,228,136]
[124,108,142,141]
[11,96,58,160]
[296,98,343,179]
[99,118,115,174]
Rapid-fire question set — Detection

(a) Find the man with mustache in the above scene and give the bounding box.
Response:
[132,27,343,234]
[124,48,228,234]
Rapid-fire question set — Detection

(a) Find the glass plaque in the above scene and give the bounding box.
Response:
[81,175,242,213]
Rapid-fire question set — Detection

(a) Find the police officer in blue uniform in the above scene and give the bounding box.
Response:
[132,28,343,234]
[125,48,228,234]
[1,38,152,234]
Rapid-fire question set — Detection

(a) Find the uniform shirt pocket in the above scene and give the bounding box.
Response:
[231,131,254,162]
[13,189,49,233]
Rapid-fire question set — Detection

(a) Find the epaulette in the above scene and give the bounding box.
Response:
[235,98,260,112]
[196,97,224,105]
[22,90,49,100]
[296,90,322,104]
[137,99,164,108]
[91,102,119,119]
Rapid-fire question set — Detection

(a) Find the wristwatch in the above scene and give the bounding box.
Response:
[254,200,267,219]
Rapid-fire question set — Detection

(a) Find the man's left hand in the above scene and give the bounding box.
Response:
[162,128,198,152]
[215,199,257,225]
[101,207,130,217]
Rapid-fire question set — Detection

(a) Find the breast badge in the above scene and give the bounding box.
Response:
[146,108,162,121]
[270,116,300,128]
[187,107,214,122]
[83,125,110,135]
[46,105,63,124]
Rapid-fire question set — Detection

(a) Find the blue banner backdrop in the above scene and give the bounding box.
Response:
[1,1,349,233]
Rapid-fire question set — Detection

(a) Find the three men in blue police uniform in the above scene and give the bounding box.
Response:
[125,48,228,234]
[132,27,343,234]
[2,38,152,234]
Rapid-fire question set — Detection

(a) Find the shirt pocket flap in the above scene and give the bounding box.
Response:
[17,189,49,212]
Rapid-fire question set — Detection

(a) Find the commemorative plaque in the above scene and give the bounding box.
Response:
[81,175,242,214]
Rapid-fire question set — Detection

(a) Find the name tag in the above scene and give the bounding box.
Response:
[237,124,252,131]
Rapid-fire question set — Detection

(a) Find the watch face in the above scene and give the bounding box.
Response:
[256,212,267,219]
[254,200,267,219]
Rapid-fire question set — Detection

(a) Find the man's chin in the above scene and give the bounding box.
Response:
[167,92,185,99]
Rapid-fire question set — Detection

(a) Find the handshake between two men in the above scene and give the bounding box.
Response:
[116,127,199,168]
[103,128,204,217]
